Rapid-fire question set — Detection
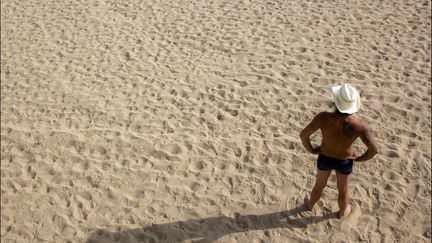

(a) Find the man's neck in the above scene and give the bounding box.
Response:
[335,109,350,116]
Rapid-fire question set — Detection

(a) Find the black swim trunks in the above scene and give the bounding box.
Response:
[317,154,353,175]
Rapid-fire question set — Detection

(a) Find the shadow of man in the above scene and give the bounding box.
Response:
[87,204,338,243]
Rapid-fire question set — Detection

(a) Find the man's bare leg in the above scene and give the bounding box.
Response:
[336,171,351,217]
[305,169,331,211]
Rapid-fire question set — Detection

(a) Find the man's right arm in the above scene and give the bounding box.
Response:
[354,126,378,162]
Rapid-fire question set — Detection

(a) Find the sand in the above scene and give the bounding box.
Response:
[1,0,431,242]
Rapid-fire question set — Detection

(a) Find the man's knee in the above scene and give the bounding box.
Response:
[336,173,350,191]
[314,181,327,191]
[337,182,349,193]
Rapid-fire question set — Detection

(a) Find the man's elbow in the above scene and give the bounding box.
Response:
[299,131,307,141]
[299,127,309,138]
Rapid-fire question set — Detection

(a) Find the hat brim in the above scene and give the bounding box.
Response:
[332,85,360,114]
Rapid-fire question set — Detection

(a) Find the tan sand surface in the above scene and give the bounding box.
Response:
[1,0,431,242]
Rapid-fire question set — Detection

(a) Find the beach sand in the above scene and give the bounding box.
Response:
[1,0,431,242]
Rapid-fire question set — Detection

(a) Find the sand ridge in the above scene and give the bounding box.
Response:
[1,0,431,242]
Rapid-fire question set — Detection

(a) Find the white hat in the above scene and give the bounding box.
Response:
[332,84,361,114]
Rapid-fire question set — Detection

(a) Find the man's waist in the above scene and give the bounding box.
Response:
[319,153,351,161]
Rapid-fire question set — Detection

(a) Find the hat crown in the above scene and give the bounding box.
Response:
[340,84,357,103]
[331,83,360,114]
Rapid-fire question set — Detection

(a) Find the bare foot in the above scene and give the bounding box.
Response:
[304,196,312,211]
[338,205,351,218]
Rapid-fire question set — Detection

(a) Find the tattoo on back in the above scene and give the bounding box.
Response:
[342,121,355,139]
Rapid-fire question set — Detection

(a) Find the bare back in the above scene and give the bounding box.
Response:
[318,112,364,159]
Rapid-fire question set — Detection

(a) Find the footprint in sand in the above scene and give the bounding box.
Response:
[340,204,362,230]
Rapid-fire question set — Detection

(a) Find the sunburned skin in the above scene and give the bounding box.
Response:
[300,84,379,219]
[342,120,355,139]
[314,112,359,160]
[300,108,378,218]
[300,110,378,162]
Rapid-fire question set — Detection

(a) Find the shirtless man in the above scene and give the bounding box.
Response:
[300,84,378,218]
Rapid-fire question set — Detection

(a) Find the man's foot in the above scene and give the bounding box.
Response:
[304,196,312,211]
[338,205,351,218]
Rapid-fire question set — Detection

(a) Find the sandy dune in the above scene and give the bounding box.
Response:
[1,0,431,242]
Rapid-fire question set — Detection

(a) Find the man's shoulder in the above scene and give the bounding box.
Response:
[312,111,328,121]
[316,111,339,120]
[349,115,368,130]
[316,111,332,117]
[312,111,334,125]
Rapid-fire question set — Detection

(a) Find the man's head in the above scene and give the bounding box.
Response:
[331,84,361,114]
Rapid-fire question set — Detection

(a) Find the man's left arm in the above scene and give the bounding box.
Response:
[299,113,323,154]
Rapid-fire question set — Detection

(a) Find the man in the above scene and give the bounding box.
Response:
[299,84,378,218]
